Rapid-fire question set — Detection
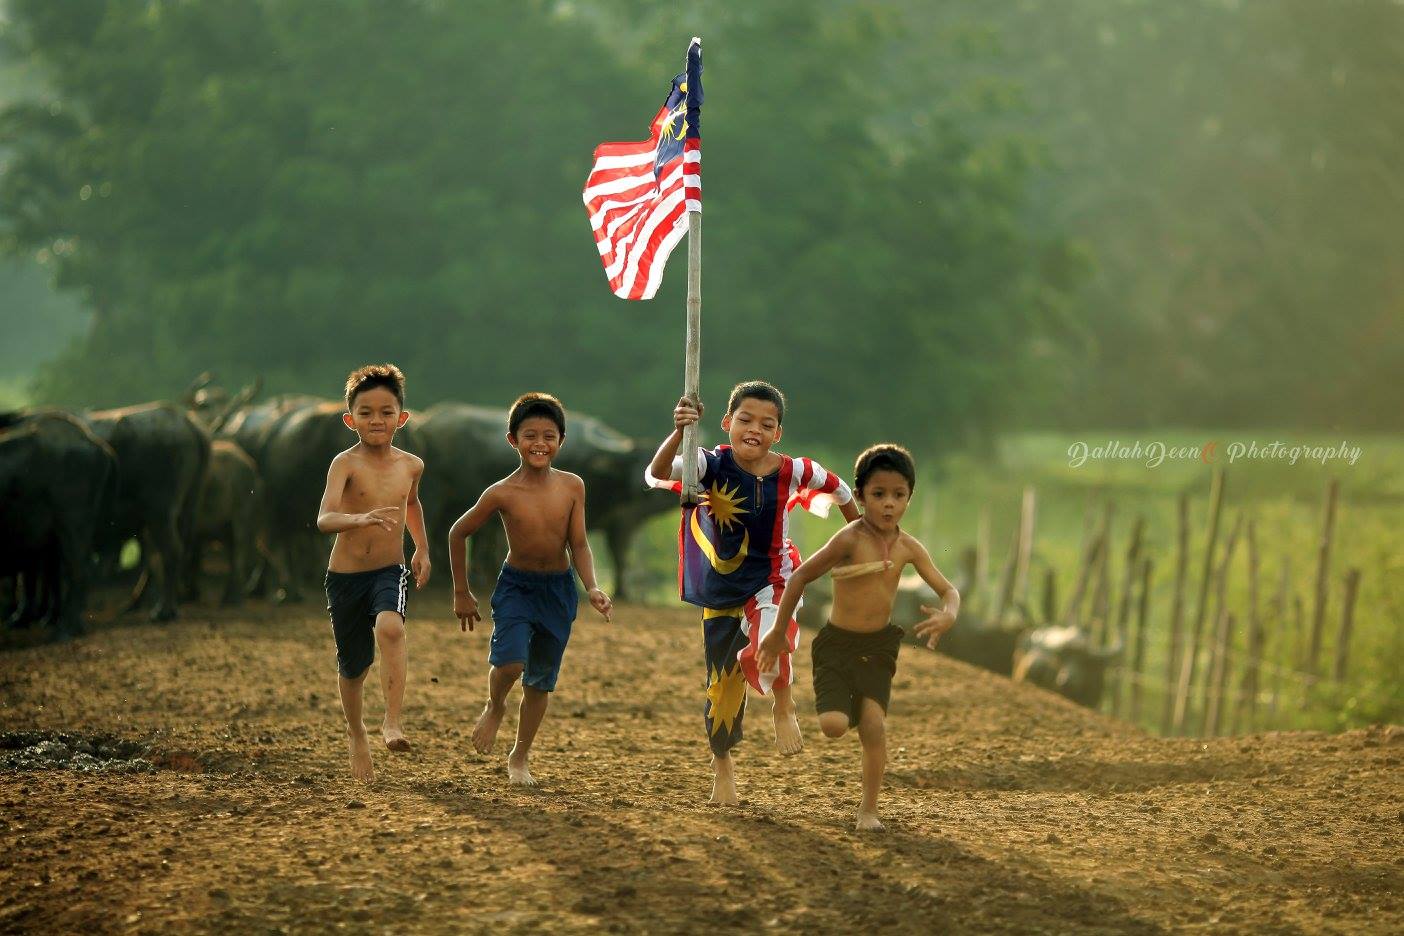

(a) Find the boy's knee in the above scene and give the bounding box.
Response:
[495,661,525,680]
[818,712,849,738]
[857,705,886,744]
[375,613,406,643]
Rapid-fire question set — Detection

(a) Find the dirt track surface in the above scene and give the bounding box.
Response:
[0,600,1400,934]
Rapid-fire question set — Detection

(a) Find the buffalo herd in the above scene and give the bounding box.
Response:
[1,382,1118,709]
[0,384,671,638]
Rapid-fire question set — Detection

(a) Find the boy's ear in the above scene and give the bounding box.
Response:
[720,413,731,431]
[505,431,517,447]
[342,412,355,430]
[397,410,409,428]
[773,425,783,444]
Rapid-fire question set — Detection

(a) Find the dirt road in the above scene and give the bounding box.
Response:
[1,601,1399,933]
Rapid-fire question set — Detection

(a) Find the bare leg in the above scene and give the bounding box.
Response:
[855,698,886,831]
[472,662,523,754]
[507,686,549,786]
[710,753,739,806]
[771,681,804,756]
[375,612,410,751]
[338,670,373,783]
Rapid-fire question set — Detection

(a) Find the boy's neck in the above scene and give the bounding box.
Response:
[859,513,900,542]
[514,461,554,483]
[730,447,780,477]
[353,440,395,459]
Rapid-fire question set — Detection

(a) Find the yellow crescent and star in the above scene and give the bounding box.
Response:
[705,662,747,737]
[690,478,750,574]
[660,81,689,141]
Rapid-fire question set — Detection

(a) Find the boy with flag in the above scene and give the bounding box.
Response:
[647,382,859,805]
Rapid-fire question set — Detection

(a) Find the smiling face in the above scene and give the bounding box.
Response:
[343,386,407,447]
[858,468,911,532]
[508,415,563,469]
[721,397,783,463]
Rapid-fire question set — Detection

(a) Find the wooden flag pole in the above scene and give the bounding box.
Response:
[681,210,702,503]
[680,37,703,505]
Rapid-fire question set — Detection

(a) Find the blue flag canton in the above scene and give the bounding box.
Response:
[655,42,702,182]
[654,74,688,181]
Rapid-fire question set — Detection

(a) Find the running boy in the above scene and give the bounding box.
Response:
[316,364,431,783]
[647,380,860,805]
[448,392,612,786]
[757,444,959,831]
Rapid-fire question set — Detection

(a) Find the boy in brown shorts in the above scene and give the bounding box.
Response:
[758,444,959,830]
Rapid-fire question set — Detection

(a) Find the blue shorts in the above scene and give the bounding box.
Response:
[488,564,578,692]
[325,564,408,679]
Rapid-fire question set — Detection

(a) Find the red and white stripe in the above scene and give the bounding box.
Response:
[584,116,700,300]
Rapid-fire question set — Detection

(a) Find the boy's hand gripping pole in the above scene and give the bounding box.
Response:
[681,211,702,504]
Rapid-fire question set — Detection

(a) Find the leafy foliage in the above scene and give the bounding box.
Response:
[0,0,1061,452]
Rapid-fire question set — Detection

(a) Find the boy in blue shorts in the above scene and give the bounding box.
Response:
[316,364,431,783]
[647,380,860,805]
[447,392,613,786]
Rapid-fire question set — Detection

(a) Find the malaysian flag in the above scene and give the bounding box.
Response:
[583,38,702,300]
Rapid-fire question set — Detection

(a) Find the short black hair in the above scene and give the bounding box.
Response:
[854,444,916,493]
[508,392,566,437]
[726,380,786,424]
[345,363,405,409]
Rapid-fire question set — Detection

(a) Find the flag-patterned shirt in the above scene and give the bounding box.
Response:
[647,445,853,609]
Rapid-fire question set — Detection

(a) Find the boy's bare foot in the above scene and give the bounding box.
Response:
[347,725,374,783]
[710,754,739,806]
[382,724,411,753]
[507,749,536,787]
[472,701,505,754]
[773,702,804,756]
[855,812,885,832]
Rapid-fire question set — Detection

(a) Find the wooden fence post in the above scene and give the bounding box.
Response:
[1202,511,1243,736]
[1233,518,1262,735]
[1161,492,1191,735]
[1173,468,1225,735]
[1129,556,1154,725]
[1307,479,1339,676]
[1109,515,1145,717]
[1334,568,1361,683]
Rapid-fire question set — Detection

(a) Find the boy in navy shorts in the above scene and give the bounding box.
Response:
[316,364,431,782]
[448,393,613,786]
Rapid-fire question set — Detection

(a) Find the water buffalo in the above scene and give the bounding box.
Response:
[187,440,263,605]
[0,411,118,636]
[890,580,1022,675]
[416,402,673,597]
[85,403,211,621]
[414,403,519,591]
[1012,625,1120,708]
[220,394,327,464]
[256,400,425,601]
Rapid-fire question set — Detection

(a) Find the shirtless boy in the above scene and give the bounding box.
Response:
[448,392,612,786]
[758,444,959,830]
[316,364,431,782]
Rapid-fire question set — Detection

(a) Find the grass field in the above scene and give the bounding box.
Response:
[622,429,1404,735]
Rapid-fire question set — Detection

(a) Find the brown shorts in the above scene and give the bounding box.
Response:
[810,623,903,727]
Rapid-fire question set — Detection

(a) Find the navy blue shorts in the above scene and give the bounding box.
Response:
[325,564,408,679]
[488,564,578,692]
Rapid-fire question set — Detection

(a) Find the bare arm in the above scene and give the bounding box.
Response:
[566,476,612,622]
[406,459,431,587]
[646,397,701,482]
[316,454,396,534]
[447,485,502,630]
[757,527,853,672]
[908,537,960,648]
[839,500,861,523]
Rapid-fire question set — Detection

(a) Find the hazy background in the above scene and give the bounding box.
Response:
[1,0,1400,445]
